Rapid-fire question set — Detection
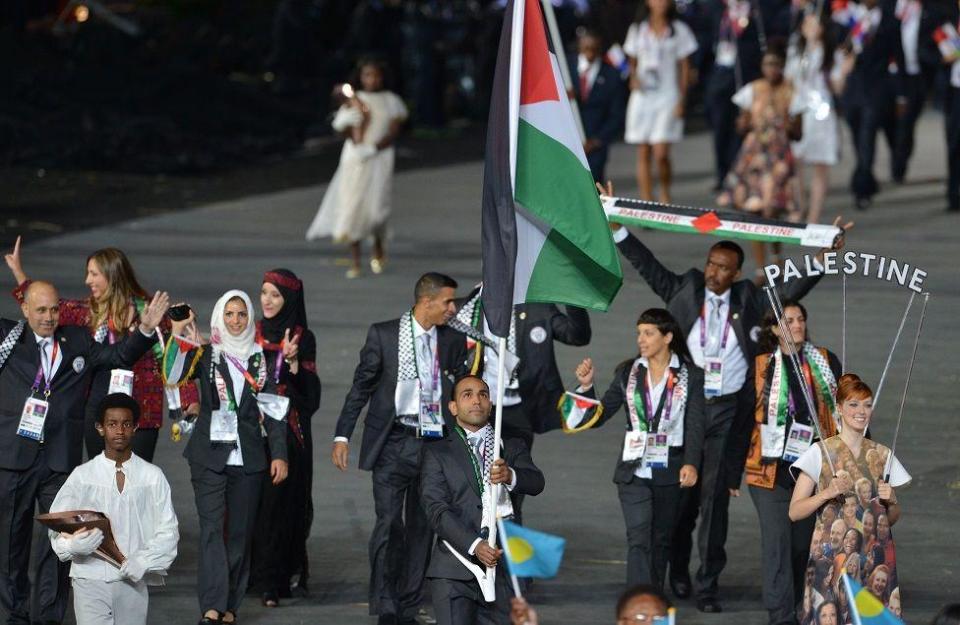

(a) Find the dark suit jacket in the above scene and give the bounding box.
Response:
[335,318,467,471]
[580,359,706,486]
[183,349,287,474]
[842,6,907,108]
[616,231,823,362]
[421,435,545,581]
[0,320,155,473]
[705,0,766,84]
[570,56,626,148]
[615,230,826,487]
[459,288,591,433]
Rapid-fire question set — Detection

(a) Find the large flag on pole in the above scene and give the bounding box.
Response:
[480,0,622,336]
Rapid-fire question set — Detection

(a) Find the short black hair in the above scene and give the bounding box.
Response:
[450,374,489,402]
[415,272,458,301]
[709,240,745,269]
[931,603,960,625]
[616,584,672,618]
[97,393,140,425]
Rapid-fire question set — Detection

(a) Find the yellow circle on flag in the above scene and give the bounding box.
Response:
[856,592,884,617]
[507,537,534,563]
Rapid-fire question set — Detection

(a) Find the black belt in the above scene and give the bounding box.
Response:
[392,422,421,437]
[704,392,739,405]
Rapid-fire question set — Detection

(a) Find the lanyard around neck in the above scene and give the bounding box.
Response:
[33,340,59,398]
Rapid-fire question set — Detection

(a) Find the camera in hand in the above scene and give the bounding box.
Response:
[168,304,192,321]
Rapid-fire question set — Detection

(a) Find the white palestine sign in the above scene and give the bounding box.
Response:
[764,251,928,293]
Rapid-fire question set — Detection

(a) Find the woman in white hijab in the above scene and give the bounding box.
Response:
[166,290,289,625]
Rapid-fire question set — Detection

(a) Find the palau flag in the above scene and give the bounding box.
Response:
[842,574,905,625]
[499,520,565,578]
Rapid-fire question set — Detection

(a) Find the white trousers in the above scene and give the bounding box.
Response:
[72,578,148,625]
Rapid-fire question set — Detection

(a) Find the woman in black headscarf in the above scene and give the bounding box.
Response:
[250,269,321,607]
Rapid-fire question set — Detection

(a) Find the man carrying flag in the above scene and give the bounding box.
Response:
[420,374,544,624]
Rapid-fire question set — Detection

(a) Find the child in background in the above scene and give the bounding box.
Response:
[306,58,408,278]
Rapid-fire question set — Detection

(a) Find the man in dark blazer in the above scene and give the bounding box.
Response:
[839,0,907,208]
[331,272,467,625]
[570,29,626,183]
[610,223,839,612]
[421,374,545,625]
[0,280,166,625]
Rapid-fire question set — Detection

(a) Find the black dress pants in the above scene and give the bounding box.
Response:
[190,463,263,616]
[617,476,682,590]
[846,96,897,201]
[369,428,432,619]
[705,67,742,187]
[670,395,737,600]
[750,482,815,625]
[892,73,926,181]
[0,449,69,625]
[430,576,511,625]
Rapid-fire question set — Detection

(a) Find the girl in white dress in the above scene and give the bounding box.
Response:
[622,0,698,203]
[306,60,408,278]
[786,10,841,224]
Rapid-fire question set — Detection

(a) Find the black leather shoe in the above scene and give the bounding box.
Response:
[377,616,399,625]
[198,617,221,625]
[697,599,723,613]
[669,574,692,599]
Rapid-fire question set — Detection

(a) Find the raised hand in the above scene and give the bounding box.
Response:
[4,236,27,284]
[575,357,595,388]
[139,291,171,333]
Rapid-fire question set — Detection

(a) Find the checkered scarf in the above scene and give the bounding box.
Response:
[0,321,25,372]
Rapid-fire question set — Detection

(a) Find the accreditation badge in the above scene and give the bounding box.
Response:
[108,369,135,396]
[418,396,444,439]
[704,357,724,397]
[622,430,646,462]
[210,409,239,443]
[643,433,669,470]
[781,422,814,463]
[17,397,49,440]
[716,40,738,67]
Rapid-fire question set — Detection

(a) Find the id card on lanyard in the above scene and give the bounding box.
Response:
[623,369,673,466]
[19,341,58,440]
[782,361,816,461]
[700,303,731,397]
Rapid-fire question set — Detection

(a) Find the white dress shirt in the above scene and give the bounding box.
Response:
[50,453,179,584]
[465,424,516,555]
[224,361,247,466]
[577,54,601,96]
[898,0,922,75]
[686,288,748,395]
[34,333,63,383]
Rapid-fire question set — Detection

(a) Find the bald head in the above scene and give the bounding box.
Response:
[21,281,59,336]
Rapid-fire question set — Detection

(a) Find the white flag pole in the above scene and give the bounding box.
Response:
[540,0,587,142]
[488,335,509,554]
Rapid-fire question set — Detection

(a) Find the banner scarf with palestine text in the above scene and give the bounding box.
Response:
[601,195,844,249]
[480,0,622,336]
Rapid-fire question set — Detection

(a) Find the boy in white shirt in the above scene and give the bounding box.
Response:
[49,393,179,625]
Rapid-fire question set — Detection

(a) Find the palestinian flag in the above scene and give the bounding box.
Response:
[161,335,203,387]
[602,195,843,248]
[480,0,622,336]
[558,391,602,433]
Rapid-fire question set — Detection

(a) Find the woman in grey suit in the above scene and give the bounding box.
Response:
[165,290,289,625]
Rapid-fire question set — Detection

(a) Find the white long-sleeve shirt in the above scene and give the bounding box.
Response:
[49,452,179,584]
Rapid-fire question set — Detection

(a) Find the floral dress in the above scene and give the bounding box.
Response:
[721,79,800,218]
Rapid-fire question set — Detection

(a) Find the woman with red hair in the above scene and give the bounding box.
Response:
[788,374,910,623]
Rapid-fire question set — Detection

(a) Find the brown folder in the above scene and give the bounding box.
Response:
[36,511,126,568]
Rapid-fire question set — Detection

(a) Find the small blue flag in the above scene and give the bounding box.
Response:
[842,574,904,625]
[499,519,565,579]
